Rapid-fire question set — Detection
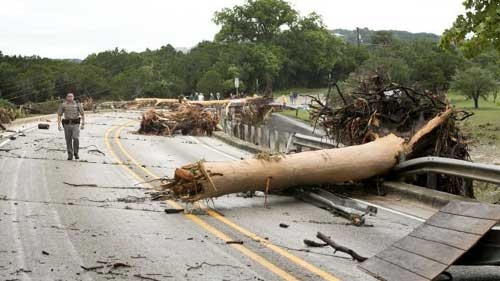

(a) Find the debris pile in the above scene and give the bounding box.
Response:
[0,107,16,125]
[237,98,274,125]
[22,100,60,115]
[137,105,220,136]
[309,73,472,196]
[81,96,94,111]
[153,73,473,202]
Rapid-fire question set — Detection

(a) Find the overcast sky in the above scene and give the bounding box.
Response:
[0,0,465,59]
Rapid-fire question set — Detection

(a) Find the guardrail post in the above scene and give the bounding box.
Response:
[256,126,261,145]
[274,130,279,152]
[427,173,437,189]
[282,132,290,152]
[261,126,269,148]
[247,124,252,143]
[239,122,245,140]
[243,124,248,141]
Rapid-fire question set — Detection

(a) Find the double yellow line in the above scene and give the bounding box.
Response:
[104,120,340,281]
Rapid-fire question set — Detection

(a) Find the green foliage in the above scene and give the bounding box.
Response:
[0,98,15,109]
[371,30,394,46]
[451,66,498,108]
[197,69,224,93]
[441,0,500,57]
[213,0,297,43]
[1,0,497,107]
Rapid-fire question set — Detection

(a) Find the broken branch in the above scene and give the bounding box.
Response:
[316,232,367,262]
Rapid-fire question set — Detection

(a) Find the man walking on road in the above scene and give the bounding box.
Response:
[57,93,85,160]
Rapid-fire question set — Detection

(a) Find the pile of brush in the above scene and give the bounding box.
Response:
[309,73,474,196]
[81,96,94,111]
[0,107,16,125]
[137,105,220,136]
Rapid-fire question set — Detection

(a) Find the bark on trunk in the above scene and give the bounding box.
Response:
[163,134,404,202]
[160,109,452,202]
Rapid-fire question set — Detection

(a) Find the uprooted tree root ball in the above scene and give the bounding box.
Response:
[137,105,220,136]
[309,74,473,197]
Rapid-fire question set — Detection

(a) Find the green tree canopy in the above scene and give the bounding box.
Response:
[441,0,500,57]
[213,0,297,43]
[197,69,224,93]
[451,66,498,108]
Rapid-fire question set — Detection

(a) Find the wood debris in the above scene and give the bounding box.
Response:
[0,107,16,124]
[81,96,94,111]
[137,106,220,136]
[155,81,468,202]
[315,232,367,262]
[310,73,473,196]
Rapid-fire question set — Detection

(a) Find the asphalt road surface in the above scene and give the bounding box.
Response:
[1,111,499,281]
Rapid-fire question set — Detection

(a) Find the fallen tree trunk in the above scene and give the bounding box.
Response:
[162,134,404,202]
[159,108,450,202]
[135,96,265,107]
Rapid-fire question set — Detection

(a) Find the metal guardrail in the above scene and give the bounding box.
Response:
[285,132,336,153]
[394,156,500,185]
[285,132,500,185]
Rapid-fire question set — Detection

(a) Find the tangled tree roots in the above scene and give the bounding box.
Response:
[0,107,16,124]
[155,75,476,202]
[138,105,220,136]
[309,74,473,196]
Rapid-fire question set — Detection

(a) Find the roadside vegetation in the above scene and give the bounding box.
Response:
[1,0,497,105]
[1,0,499,151]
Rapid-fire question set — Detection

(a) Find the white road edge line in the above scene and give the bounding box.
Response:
[191,135,430,222]
[195,135,500,230]
[0,126,37,148]
[350,198,426,222]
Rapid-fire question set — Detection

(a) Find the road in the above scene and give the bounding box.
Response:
[1,111,499,281]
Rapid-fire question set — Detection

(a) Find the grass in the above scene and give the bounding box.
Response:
[447,91,500,146]
[272,88,328,98]
[280,108,311,123]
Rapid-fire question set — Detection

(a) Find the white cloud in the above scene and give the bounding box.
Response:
[0,0,465,58]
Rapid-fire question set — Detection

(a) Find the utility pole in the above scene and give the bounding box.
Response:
[356,27,361,47]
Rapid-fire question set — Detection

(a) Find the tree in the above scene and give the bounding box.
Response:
[451,66,497,108]
[408,39,463,93]
[372,30,394,46]
[213,0,297,43]
[277,13,343,87]
[441,0,500,57]
[197,69,224,93]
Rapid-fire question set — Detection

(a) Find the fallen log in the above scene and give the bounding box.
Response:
[162,134,404,201]
[135,96,265,107]
[159,108,450,202]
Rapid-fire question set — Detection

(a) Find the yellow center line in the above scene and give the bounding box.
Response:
[112,120,342,281]
[104,121,298,281]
